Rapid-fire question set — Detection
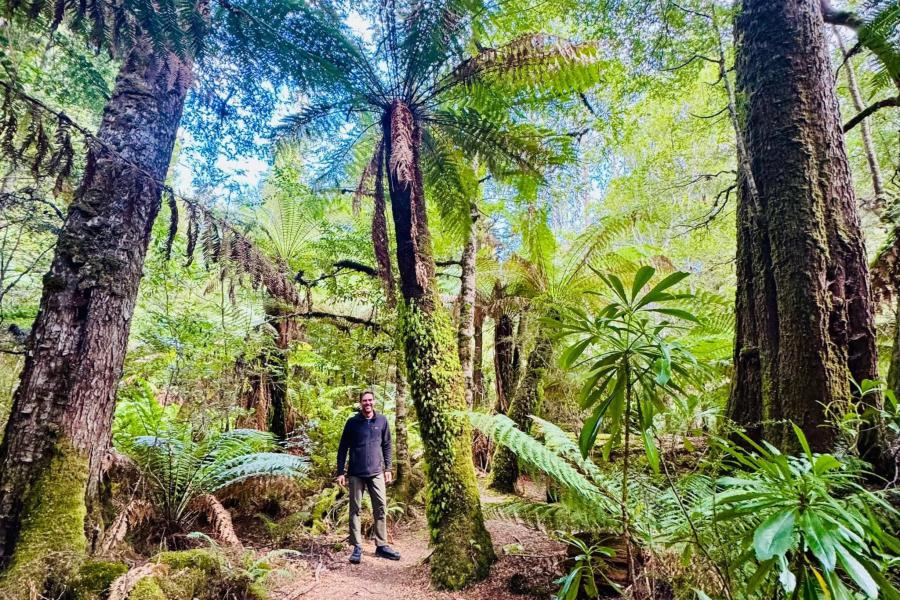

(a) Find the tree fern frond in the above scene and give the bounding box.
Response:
[439,34,605,105]
[857,1,900,92]
[421,128,477,241]
[530,416,607,484]
[428,107,572,178]
[483,498,615,531]
[210,452,309,491]
[465,411,617,512]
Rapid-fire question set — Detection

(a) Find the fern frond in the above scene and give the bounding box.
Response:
[465,411,618,512]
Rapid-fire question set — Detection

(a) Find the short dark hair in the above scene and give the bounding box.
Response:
[359,389,375,401]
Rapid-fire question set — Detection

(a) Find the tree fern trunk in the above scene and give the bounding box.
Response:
[493,309,518,414]
[728,0,883,460]
[489,331,552,493]
[0,42,194,592]
[383,100,494,590]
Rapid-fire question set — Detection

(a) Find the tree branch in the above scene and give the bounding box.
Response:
[821,0,863,29]
[285,310,382,331]
[844,96,900,132]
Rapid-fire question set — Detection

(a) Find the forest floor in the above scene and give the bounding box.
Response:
[272,480,567,600]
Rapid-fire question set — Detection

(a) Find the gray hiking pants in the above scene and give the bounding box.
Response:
[348,473,387,547]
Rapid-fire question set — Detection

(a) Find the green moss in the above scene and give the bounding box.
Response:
[128,577,166,600]
[247,582,269,600]
[148,549,262,600]
[68,560,129,600]
[0,440,89,600]
[398,301,496,589]
[156,549,223,573]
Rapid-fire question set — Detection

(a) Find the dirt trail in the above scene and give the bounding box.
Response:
[274,515,565,600]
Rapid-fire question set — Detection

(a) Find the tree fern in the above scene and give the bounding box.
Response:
[117,425,309,533]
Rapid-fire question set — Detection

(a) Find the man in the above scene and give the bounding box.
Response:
[336,389,401,564]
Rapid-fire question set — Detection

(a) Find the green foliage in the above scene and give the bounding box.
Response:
[550,266,697,468]
[553,533,617,600]
[706,428,900,599]
[468,411,659,534]
[115,399,309,533]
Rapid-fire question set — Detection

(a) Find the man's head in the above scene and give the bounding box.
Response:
[359,389,375,418]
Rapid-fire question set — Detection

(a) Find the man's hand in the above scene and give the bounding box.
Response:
[336,474,346,487]
[384,470,393,484]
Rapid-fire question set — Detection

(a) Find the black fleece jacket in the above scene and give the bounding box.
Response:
[336,411,392,477]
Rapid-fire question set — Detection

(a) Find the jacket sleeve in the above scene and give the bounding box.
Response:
[382,416,393,471]
[336,419,351,476]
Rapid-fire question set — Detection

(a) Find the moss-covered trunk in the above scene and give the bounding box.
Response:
[383,100,494,589]
[489,331,553,493]
[0,43,194,594]
[728,0,882,459]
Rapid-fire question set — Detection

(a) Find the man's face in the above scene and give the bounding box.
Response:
[359,393,375,416]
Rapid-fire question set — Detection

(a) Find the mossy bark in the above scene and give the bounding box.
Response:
[489,332,553,493]
[383,100,495,589]
[728,0,883,459]
[473,306,486,408]
[0,442,88,598]
[0,40,196,572]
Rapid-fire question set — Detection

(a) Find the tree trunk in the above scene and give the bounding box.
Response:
[268,306,299,440]
[489,331,552,493]
[473,305,485,407]
[392,360,411,502]
[240,306,298,439]
[834,27,886,208]
[493,310,519,414]
[0,43,193,592]
[889,297,900,399]
[383,100,494,590]
[457,203,478,409]
[728,0,881,458]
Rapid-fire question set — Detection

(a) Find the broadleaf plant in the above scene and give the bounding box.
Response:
[709,427,900,600]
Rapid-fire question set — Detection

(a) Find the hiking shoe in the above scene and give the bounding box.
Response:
[375,545,401,561]
[349,545,362,564]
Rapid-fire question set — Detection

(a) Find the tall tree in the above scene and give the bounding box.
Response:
[457,202,479,408]
[727,0,881,458]
[0,14,206,595]
[231,0,600,586]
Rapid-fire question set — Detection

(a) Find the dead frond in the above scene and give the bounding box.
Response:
[193,494,243,550]
[108,563,165,600]
[388,101,415,187]
[371,141,395,305]
[99,500,155,556]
